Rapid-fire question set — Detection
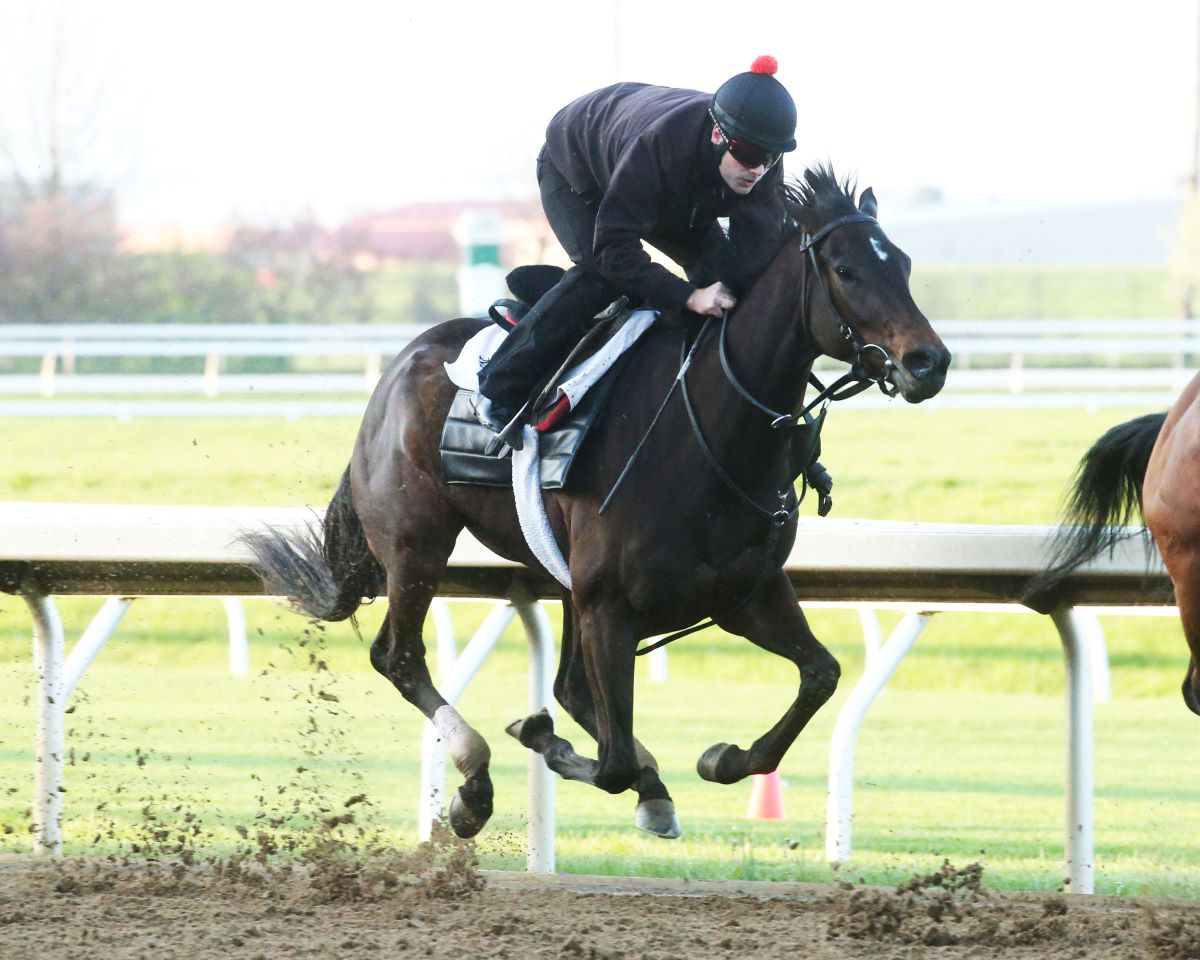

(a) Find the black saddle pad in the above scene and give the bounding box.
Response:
[439,354,627,490]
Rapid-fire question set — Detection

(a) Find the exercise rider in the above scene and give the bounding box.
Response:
[473,55,799,450]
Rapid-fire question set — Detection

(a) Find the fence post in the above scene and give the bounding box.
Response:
[26,592,64,856]
[1050,606,1095,895]
[38,352,57,397]
[826,611,934,862]
[223,598,249,677]
[510,586,557,873]
[203,353,221,397]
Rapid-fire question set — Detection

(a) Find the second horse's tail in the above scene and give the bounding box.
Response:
[1023,411,1166,611]
[241,467,385,621]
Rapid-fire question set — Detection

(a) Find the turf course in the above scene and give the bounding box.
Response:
[1,403,1198,896]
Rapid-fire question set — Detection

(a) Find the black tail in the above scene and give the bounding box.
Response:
[1023,411,1166,612]
[241,467,385,621]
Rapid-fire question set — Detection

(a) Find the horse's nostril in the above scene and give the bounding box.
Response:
[903,348,936,379]
[903,347,952,379]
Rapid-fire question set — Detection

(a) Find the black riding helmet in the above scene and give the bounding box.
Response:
[710,55,797,154]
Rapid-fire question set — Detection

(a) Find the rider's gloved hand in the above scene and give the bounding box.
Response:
[806,461,834,517]
[686,282,737,317]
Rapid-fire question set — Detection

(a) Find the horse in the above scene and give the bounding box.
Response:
[244,165,951,841]
[1024,372,1200,715]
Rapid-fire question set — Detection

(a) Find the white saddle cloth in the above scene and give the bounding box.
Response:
[443,309,659,588]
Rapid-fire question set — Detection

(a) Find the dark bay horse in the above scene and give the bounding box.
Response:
[245,166,951,840]
[1026,372,1200,714]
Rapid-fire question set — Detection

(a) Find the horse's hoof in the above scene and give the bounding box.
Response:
[696,742,748,784]
[448,787,493,839]
[504,707,554,748]
[635,798,681,839]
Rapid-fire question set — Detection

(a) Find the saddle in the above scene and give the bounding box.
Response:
[440,265,637,490]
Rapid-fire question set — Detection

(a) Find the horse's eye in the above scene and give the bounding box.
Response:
[834,265,855,281]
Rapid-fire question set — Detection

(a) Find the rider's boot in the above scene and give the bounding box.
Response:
[475,265,617,452]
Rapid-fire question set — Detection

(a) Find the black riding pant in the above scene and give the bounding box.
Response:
[476,146,620,420]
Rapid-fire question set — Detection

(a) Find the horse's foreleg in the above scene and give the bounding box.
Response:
[573,605,644,796]
[697,573,840,784]
[370,533,494,839]
[507,599,680,837]
[507,601,639,795]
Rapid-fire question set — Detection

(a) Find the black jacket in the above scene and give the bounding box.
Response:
[543,82,787,309]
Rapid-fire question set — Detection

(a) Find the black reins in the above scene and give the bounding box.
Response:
[618,211,898,656]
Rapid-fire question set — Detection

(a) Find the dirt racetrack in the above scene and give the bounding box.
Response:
[3,845,1199,960]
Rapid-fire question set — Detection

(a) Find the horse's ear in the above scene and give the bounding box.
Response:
[858,187,878,218]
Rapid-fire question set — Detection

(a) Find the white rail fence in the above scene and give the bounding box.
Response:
[0,502,1174,893]
[0,319,1196,413]
[0,323,427,398]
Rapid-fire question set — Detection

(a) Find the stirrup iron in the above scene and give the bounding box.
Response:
[484,401,531,456]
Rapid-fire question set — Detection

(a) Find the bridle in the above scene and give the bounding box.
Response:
[793,211,900,412]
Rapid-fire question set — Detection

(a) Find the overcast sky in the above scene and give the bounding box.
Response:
[1,0,1196,228]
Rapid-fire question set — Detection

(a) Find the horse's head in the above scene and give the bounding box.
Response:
[786,166,950,403]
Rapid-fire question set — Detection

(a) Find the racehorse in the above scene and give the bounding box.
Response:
[1025,372,1200,715]
[244,166,951,841]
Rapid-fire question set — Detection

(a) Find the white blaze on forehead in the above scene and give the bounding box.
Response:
[870,237,889,262]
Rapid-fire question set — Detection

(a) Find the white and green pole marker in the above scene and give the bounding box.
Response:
[454,209,507,316]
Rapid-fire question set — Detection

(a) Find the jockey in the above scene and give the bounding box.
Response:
[474,55,799,449]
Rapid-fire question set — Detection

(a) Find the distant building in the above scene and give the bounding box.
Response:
[342,194,1185,271]
[339,198,558,270]
[885,196,1183,267]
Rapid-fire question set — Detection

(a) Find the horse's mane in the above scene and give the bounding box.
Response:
[782,164,859,240]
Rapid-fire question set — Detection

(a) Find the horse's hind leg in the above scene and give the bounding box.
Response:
[507,598,681,838]
[697,572,841,784]
[1167,558,1200,716]
[1147,505,1200,715]
[369,523,494,838]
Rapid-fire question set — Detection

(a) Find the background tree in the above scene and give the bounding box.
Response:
[0,0,129,323]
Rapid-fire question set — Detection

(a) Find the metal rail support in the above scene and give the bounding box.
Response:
[826,611,933,862]
[647,641,669,683]
[511,586,557,872]
[825,603,1099,895]
[223,598,249,677]
[25,591,255,855]
[856,607,883,666]
[27,592,64,855]
[1051,606,1095,894]
[1072,607,1112,703]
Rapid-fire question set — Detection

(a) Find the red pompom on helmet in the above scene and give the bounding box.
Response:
[750,55,778,75]
[711,56,796,153]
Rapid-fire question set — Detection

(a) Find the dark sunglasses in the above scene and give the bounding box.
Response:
[714,122,781,170]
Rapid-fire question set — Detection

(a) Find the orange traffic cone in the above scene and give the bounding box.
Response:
[746,769,785,820]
